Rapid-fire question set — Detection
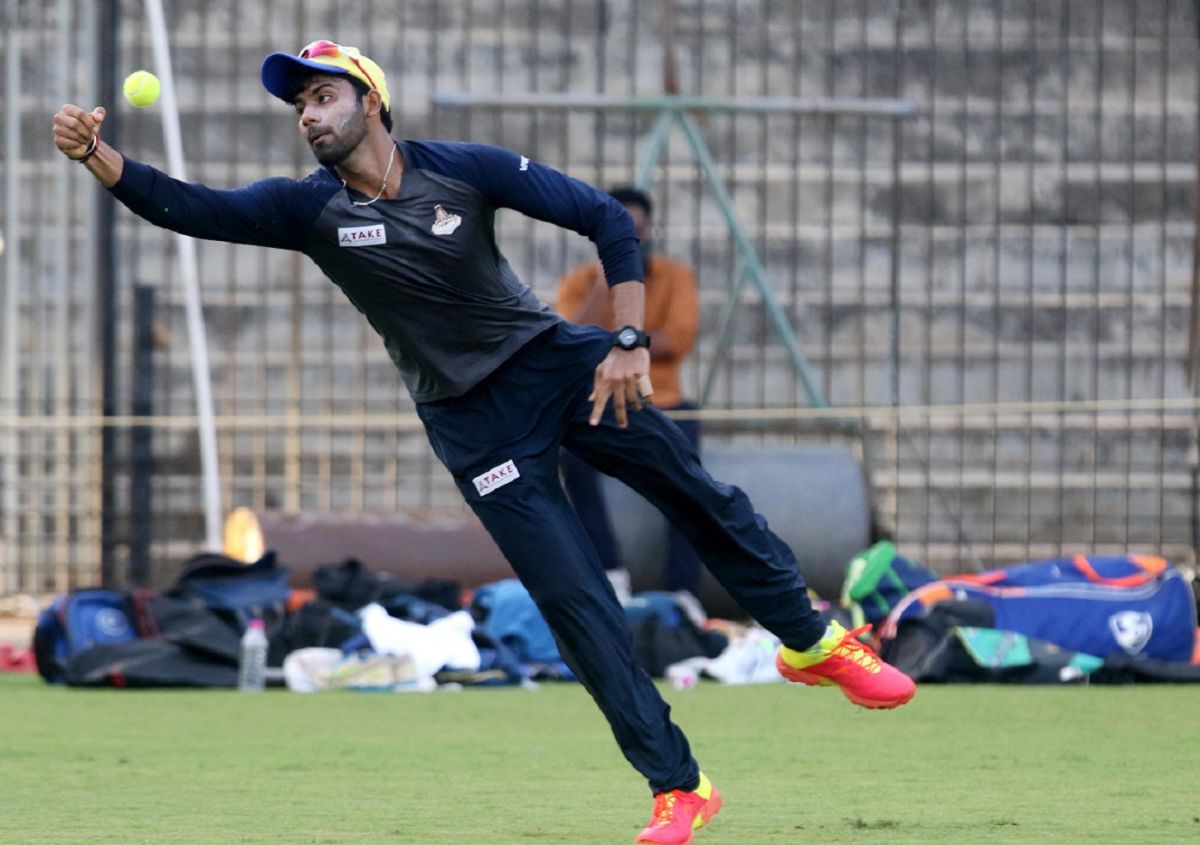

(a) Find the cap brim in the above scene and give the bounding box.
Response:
[261,52,352,103]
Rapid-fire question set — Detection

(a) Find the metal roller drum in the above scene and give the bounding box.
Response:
[600,443,872,610]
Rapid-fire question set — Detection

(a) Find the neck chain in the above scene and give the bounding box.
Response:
[345,145,396,207]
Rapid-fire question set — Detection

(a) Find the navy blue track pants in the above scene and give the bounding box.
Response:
[416,321,825,793]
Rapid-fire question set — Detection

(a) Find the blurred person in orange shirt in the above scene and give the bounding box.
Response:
[555,187,703,599]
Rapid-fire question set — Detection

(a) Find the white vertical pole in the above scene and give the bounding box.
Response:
[81,0,101,583]
[3,0,23,595]
[144,0,222,550]
[53,0,74,589]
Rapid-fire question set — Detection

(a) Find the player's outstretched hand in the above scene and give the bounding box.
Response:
[53,104,106,160]
[589,347,651,428]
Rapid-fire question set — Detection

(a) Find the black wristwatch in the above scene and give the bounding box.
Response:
[613,325,651,351]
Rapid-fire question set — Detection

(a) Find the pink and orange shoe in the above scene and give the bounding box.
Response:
[635,772,722,845]
[776,621,916,709]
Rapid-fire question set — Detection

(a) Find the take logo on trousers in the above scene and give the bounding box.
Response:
[473,459,520,496]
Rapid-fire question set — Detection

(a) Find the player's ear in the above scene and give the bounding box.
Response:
[363,89,382,121]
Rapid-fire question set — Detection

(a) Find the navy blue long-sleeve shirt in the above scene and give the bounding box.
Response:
[109,140,643,402]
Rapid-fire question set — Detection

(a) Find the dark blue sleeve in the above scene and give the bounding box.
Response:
[108,158,333,251]
[403,141,644,286]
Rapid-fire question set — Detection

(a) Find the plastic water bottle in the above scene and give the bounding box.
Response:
[237,618,268,692]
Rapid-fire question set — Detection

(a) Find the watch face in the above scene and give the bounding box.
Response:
[618,328,637,347]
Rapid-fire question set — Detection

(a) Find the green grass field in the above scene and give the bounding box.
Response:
[1,673,1196,844]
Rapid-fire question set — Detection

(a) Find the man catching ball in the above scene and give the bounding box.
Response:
[52,40,914,844]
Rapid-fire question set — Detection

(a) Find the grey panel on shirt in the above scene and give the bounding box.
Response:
[304,166,561,403]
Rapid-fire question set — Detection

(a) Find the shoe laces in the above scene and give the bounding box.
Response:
[831,624,881,673]
[649,791,679,827]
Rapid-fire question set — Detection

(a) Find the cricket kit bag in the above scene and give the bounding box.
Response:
[34,587,243,688]
[880,554,1198,665]
[33,589,139,683]
[168,551,292,665]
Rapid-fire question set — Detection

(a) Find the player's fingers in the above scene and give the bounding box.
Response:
[52,123,89,156]
[51,111,76,137]
[52,116,86,142]
[56,103,89,122]
[637,374,653,400]
[52,105,102,162]
[624,379,643,413]
[58,105,92,130]
[52,110,91,145]
[611,386,628,428]
[589,379,612,426]
[588,365,601,405]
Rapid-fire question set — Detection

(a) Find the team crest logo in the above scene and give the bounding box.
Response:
[95,608,132,638]
[1108,611,1153,655]
[431,205,462,236]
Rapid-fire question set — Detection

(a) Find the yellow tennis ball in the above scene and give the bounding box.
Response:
[123,70,160,108]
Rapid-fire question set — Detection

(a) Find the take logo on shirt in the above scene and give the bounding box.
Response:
[337,224,387,247]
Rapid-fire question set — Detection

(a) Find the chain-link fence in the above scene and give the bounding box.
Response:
[2,0,1197,593]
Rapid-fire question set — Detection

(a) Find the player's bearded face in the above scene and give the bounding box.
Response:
[307,100,368,166]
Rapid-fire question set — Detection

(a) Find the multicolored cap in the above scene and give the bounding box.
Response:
[261,40,391,111]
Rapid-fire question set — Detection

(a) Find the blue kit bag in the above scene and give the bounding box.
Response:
[33,589,139,683]
[883,554,1197,663]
